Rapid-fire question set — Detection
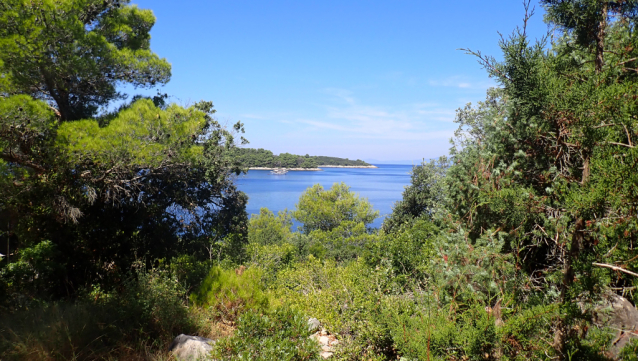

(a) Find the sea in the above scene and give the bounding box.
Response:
[236,164,414,229]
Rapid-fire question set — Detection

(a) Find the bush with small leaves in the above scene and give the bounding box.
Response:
[190,266,270,321]
[211,307,321,361]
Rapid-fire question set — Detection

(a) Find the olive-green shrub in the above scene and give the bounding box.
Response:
[190,266,270,320]
[273,257,398,358]
[367,218,438,286]
[211,307,321,361]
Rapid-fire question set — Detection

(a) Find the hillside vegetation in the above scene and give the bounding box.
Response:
[2,1,638,360]
[232,147,372,168]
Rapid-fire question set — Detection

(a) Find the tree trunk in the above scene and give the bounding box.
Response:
[595,2,608,73]
[40,67,69,121]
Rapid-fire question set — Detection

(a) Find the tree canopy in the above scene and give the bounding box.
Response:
[0,0,171,121]
[0,0,247,300]
[380,2,638,357]
[293,182,378,234]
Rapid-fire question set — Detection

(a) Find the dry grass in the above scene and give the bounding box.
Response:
[0,302,241,361]
[0,302,206,361]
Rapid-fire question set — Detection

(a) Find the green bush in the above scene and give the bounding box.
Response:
[211,307,320,361]
[190,266,270,320]
[367,218,438,285]
[246,208,298,280]
[247,242,297,282]
[618,338,638,361]
[292,183,378,234]
[306,220,378,262]
[159,254,212,293]
[383,293,562,361]
[273,257,397,358]
[382,156,450,233]
[248,208,293,246]
[0,240,65,308]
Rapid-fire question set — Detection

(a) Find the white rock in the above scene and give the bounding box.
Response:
[320,351,334,359]
[319,335,330,345]
[169,334,215,361]
[321,345,334,352]
[308,317,321,332]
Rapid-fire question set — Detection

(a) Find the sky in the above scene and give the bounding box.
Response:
[127,0,550,164]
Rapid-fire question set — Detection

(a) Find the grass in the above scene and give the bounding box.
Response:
[0,301,239,361]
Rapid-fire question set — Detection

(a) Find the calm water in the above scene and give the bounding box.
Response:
[236,164,414,229]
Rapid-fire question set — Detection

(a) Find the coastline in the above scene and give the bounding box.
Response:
[247,165,378,171]
[317,165,378,168]
[248,167,322,171]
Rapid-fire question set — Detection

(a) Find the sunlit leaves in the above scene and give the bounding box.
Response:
[0,0,171,120]
[57,98,206,167]
[293,182,379,234]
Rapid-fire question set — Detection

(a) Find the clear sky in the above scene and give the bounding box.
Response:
[128,0,549,164]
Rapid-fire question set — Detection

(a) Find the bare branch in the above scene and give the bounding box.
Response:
[623,124,633,147]
[0,152,46,173]
[605,141,635,148]
[592,262,638,278]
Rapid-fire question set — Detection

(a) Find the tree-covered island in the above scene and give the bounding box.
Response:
[1,0,638,360]
[232,147,377,170]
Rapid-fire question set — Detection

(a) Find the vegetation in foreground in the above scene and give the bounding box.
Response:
[2,0,638,360]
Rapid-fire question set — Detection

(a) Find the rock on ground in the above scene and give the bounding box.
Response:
[590,293,638,359]
[309,328,340,359]
[169,334,215,361]
[308,317,321,332]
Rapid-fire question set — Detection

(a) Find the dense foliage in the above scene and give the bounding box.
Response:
[0,0,248,303]
[211,307,321,361]
[3,1,638,360]
[0,0,171,121]
[232,147,372,168]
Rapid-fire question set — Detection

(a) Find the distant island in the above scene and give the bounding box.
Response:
[232,148,377,170]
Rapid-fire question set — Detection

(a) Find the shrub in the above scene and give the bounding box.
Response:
[306,220,378,262]
[382,156,450,233]
[618,338,638,361]
[367,218,438,285]
[211,307,320,361]
[159,254,211,294]
[247,242,297,283]
[248,208,293,246]
[292,183,378,234]
[0,240,65,308]
[190,266,270,320]
[273,257,397,358]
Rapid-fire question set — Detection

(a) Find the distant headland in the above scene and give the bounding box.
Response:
[233,148,377,170]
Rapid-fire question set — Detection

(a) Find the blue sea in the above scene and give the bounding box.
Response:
[236,164,414,229]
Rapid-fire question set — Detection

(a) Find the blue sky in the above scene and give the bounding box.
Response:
[128,0,549,163]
